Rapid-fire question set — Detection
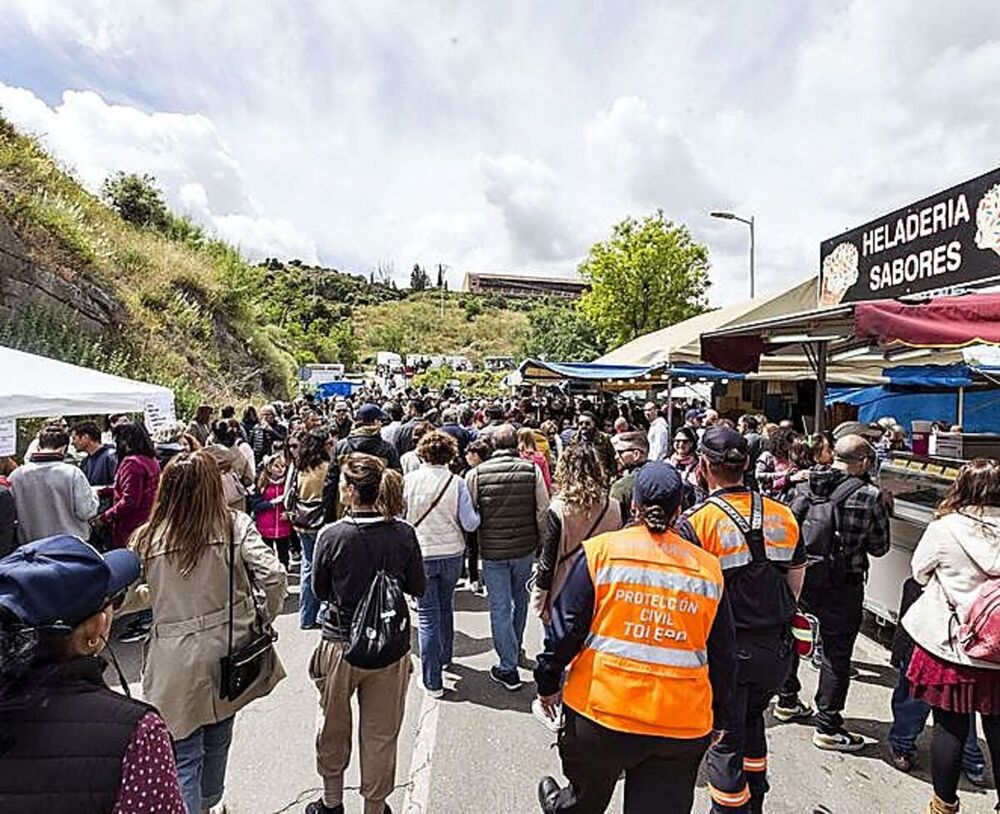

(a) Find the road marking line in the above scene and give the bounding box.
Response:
[402,673,441,814]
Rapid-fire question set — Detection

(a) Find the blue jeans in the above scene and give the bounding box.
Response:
[299,531,320,628]
[483,553,534,674]
[417,555,464,691]
[173,716,235,814]
[889,667,984,771]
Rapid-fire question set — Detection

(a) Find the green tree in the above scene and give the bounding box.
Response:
[519,303,606,362]
[410,263,430,291]
[101,172,170,229]
[579,210,710,347]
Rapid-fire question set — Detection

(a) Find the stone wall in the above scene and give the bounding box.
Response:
[0,212,123,333]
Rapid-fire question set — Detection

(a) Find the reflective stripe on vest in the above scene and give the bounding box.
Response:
[593,564,723,601]
[719,549,752,569]
[585,632,708,668]
[562,525,723,740]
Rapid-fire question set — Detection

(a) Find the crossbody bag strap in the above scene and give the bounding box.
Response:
[708,493,766,561]
[413,473,455,528]
[583,497,610,541]
[226,514,235,659]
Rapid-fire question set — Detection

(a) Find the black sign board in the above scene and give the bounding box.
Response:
[819,167,1000,306]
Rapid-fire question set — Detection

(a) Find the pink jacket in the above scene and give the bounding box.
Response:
[256,481,292,539]
[521,450,553,493]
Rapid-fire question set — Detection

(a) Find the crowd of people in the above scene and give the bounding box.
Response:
[0,387,998,814]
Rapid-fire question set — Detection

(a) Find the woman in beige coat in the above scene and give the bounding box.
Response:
[127,451,287,814]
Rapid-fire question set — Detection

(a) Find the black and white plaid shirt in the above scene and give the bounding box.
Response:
[790,466,891,574]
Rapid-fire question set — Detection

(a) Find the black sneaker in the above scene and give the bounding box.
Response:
[538,776,562,813]
[304,800,343,814]
[118,619,152,643]
[490,665,523,691]
[772,698,813,723]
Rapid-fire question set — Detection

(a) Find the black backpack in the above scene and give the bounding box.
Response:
[344,556,411,669]
[708,492,797,630]
[794,477,865,583]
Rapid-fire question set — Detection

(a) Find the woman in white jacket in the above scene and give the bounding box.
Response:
[902,459,1000,814]
[403,431,480,698]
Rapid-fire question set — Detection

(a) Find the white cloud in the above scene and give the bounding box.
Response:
[0,0,999,303]
[0,84,318,263]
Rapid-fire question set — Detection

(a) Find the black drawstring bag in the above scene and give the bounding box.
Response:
[345,557,410,670]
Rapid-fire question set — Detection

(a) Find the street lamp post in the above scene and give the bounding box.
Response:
[710,211,755,299]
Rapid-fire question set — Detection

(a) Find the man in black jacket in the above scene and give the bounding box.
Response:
[250,405,287,465]
[323,404,400,522]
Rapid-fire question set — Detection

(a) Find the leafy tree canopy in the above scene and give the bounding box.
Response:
[102,172,170,230]
[518,303,606,362]
[578,210,710,348]
[410,263,431,291]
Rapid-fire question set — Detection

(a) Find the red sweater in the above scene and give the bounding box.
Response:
[256,481,293,539]
[101,455,160,549]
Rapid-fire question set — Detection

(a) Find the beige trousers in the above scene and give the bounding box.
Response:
[309,639,412,812]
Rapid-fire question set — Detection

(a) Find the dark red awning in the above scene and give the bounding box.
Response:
[854,293,1000,348]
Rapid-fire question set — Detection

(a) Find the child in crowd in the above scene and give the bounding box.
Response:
[254,454,293,568]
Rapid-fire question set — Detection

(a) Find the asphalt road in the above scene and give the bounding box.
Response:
[109,574,999,814]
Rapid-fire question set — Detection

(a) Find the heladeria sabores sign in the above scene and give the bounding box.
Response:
[819,167,1000,306]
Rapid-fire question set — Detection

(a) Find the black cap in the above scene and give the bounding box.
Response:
[700,426,749,463]
[634,462,683,516]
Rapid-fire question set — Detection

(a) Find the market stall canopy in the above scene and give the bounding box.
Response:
[595,276,817,367]
[855,294,1000,348]
[0,344,175,420]
[698,292,1000,374]
[518,359,740,385]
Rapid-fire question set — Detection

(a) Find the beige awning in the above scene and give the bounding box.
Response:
[596,277,818,368]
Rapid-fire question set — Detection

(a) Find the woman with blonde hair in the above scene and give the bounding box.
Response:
[532,443,621,621]
[518,426,552,493]
[127,451,287,814]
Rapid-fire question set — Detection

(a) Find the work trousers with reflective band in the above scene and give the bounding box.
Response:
[554,706,711,814]
[707,630,793,814]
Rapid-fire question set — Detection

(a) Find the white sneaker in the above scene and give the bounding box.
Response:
[813,729,865,752]
[425,687,444,700]
[532,698,561,732]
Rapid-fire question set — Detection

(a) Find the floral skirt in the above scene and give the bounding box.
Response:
[907,645,1000,715]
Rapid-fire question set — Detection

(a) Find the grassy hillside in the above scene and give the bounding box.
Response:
[0,114,297,415]
[354,291,533,364]
[0,113,602,417]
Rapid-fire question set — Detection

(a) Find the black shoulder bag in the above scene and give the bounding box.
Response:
[220,518,278,702]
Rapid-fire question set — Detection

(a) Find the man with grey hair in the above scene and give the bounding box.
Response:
[466,423,549,691]
[775,434,890,752]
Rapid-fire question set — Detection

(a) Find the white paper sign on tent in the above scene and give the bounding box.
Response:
[144,394,177,434]
[0,418,14,456]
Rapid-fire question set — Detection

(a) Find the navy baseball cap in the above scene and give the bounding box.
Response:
[684,408,704,422]
[357,403,389,424]
[700,426,749,463]
[0,536,140,630]
[633,462,683,516]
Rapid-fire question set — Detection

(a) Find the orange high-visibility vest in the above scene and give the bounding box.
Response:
[562,524,724,740]
[684,491,799,571]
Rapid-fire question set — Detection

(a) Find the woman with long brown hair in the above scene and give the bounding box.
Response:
[532,443,621,622]
[308,453,424,814]
[127,451,287,814]
[903,459,1000,814]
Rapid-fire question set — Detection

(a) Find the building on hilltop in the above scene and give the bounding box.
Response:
[461,270,587,299]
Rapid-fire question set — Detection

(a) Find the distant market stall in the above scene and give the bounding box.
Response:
[0,344,175,454]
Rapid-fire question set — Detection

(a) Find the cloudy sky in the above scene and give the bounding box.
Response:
[1,1,998,304]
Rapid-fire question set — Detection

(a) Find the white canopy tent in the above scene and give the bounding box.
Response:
[0,345,175,421]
